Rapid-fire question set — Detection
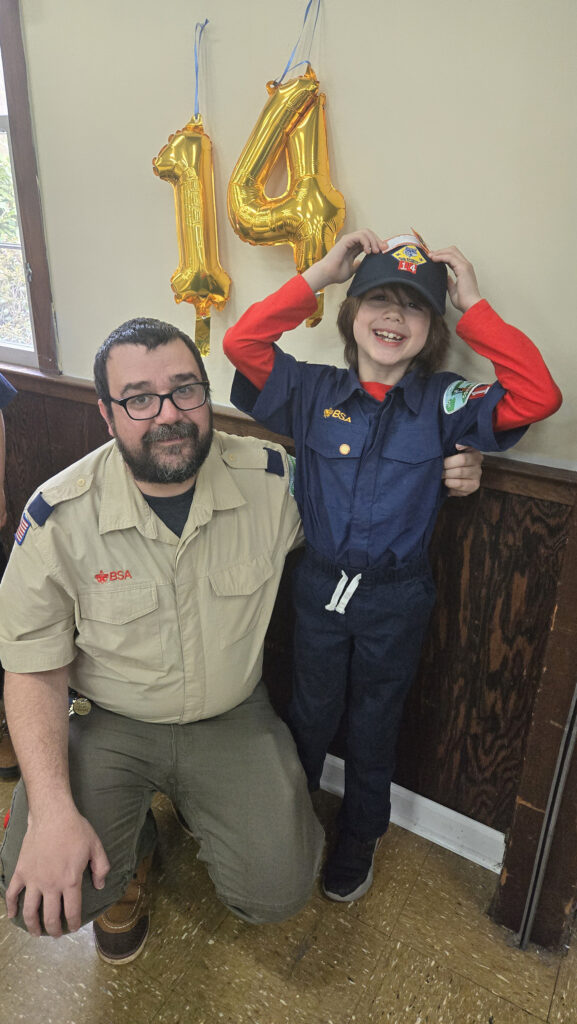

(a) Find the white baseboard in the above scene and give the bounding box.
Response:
[320,753,505,874]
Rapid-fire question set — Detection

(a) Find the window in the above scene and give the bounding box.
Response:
[0,0,58,372]
[0,54,34,361]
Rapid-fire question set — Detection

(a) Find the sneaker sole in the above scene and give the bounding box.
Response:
[322,863,374,902]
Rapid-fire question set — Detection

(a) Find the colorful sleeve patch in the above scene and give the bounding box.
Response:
[14,512,31,546]
[443,380,492,415]
[287,454,296,497]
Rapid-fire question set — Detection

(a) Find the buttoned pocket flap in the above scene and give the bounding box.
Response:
[209,554,274,597]
[382,435,442,465]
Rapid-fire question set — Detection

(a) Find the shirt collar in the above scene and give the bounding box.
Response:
[334,366,428,414]
[99,434,246,538]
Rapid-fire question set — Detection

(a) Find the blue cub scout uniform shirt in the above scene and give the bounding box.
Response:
[231,346,527,571]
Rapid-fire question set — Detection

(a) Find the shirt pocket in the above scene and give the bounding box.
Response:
[77,583,163,670]
[209,554,274,649]
[303,421,364,507]
[377,435,444,519]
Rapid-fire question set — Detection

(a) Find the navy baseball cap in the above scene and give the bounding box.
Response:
[346,233,448,314]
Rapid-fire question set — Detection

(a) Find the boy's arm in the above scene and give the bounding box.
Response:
[223,229,385,390]
[223,275,318,390]
[430,246,562,429]
[456,303,562,429]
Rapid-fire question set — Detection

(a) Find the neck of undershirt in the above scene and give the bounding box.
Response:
[141,483,196,537]
[361,381,392,402]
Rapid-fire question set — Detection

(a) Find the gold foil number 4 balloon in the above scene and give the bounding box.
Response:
[228,66,345,326]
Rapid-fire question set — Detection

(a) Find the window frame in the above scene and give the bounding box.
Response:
[0,0,58,373]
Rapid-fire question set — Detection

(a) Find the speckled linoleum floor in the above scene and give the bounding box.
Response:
[0,779,575,1024]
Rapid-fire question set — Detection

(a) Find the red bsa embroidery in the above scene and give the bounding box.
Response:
[94,569,133,583]
[397,260,417,274]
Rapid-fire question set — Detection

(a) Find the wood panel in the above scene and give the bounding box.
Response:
[395,488,572,832]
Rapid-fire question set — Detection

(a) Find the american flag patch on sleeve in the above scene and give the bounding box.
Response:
[14,513,31,546]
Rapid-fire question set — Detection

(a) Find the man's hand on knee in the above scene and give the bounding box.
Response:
[442,444,483,498]
[6,806,110,937]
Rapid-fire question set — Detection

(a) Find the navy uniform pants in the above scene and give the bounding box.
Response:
[288,549,436,843]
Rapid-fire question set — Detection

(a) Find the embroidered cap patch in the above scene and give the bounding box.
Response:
[443,380,491,415]
[392,245,427,275]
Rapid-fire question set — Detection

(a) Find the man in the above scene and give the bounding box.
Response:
[0,318,481,964]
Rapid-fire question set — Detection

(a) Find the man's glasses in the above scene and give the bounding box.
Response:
[110,382,210,421]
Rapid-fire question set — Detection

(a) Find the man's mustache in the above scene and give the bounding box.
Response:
[144,422,199,445]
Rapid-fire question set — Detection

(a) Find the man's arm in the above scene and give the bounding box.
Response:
[4,668,110,937]
[443,445,483,498]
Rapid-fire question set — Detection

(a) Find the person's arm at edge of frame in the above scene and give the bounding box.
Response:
[3,667,110,937]
[0,412,7,528]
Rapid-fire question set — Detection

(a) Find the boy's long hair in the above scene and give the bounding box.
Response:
[336,284,450,377]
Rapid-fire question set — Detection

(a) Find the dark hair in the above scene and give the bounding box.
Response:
[94,317,210,409]
[336,284,450,377]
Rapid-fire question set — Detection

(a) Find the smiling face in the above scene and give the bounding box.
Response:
[352,286,432,385]
[98,338,213,496]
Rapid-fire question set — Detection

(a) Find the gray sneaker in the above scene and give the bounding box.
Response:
[322,832,381,902]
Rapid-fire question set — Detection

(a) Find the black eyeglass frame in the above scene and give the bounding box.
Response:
[109,382,210,420]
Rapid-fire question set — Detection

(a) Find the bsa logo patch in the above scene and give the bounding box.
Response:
[392,245,426,276]
[443,380,491,415]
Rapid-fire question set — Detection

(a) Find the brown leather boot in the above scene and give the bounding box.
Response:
[93,854,153,965]
[0,704,19,781]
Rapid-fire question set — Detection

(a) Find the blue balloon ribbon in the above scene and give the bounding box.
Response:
[194,19,209,116]
[276,0,321,85]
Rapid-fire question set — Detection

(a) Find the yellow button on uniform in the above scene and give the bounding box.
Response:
[77,478,85,487]
[339,444,351,455]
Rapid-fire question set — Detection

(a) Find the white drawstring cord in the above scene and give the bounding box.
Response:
[325,571,362,614]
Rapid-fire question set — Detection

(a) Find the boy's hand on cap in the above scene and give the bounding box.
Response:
[429,246,482,314]
[303,229,384,293]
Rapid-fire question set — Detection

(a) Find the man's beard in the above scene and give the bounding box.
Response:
[115,411,213,485]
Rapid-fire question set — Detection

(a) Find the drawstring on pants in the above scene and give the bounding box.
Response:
[325,570,362,614]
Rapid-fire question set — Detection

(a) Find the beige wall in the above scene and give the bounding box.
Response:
[20,0,575,468]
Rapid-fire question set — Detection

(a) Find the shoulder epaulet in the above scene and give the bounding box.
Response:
[27,493,54,525]
[15,491,57,544]
[219,432,289,474]
[40,471,94,508]
[263,446,285,477]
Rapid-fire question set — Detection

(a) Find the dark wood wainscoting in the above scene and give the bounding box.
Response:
[1,365,576,949]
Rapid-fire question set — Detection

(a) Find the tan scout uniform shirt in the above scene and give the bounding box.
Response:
[0,431,303,723]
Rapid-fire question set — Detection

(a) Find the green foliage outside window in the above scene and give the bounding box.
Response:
[0,145,33,347]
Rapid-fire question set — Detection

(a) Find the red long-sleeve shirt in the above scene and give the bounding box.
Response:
[223,275,562,431]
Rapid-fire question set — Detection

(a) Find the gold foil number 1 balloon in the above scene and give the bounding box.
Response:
[152,22,230,355]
